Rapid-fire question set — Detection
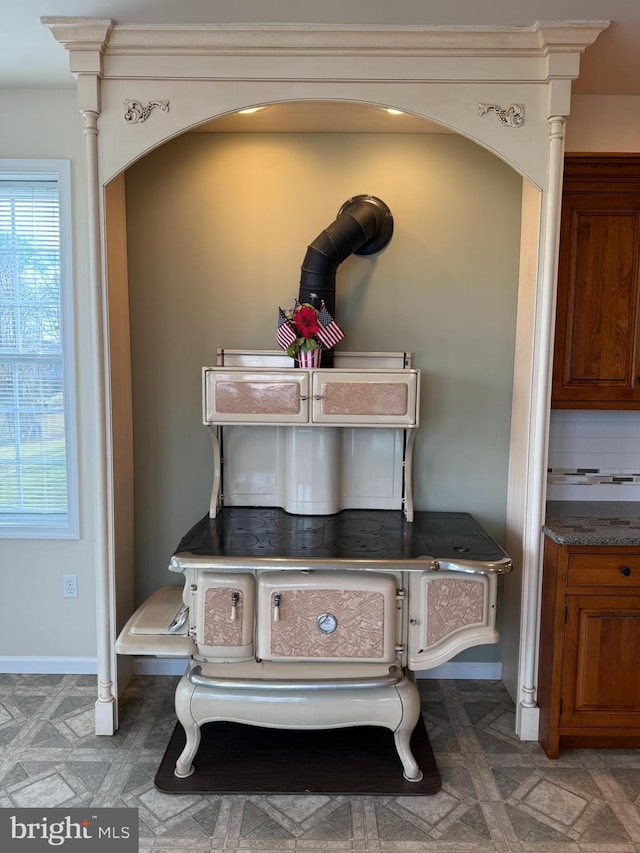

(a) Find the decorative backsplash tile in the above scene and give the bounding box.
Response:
[547,410,640,501]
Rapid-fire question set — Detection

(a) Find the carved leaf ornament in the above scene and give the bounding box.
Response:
[478,102,525,127]
[123,99,169,123]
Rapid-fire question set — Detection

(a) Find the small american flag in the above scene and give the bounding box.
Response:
[316,303,345,349]
[276,307,297,350]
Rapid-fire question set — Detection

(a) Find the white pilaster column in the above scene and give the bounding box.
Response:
[42,16,117,737]
[516,114,566,739]
[81,106,117,735]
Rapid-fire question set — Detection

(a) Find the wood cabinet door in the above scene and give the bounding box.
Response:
[562,594,640,729]
[552,157,640,407]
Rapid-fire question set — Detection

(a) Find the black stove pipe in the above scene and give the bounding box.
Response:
[298,194,393,366]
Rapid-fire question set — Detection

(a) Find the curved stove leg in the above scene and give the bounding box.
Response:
[394,676,423,782]
[174,722,200,778]
[174,671,199,778]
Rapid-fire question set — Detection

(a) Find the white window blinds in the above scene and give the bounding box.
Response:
[0,165,77,536]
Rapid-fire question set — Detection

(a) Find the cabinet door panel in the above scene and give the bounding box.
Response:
[193,572,255,660]
[563,595,640,727]
[311,370,418,425]
[567,212,638,385]
[552,171,640,406]
[203,369,309,423]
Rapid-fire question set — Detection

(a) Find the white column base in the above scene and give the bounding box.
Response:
[94,697,117,735]
[516,702,540,741]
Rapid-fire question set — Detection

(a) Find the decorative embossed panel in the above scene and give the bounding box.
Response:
[270,589,386,659]
[202,587,244,647]
[407,570,498,671]
[216,381,300,415]
[195,572,255,659]
[425,578,485,647]
[322,382,408,416]
[311,370,418,426]
[203,369,309,424]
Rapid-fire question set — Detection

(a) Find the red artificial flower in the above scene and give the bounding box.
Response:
[294,305,320,338]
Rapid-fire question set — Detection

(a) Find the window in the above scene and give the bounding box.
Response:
[0,160,77,537]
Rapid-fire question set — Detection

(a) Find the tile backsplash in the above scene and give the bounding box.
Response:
[547,410,640,501]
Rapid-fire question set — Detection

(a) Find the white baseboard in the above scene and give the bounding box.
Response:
[0,656,97,674]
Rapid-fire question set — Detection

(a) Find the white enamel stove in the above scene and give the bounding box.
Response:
[117,352,512,782]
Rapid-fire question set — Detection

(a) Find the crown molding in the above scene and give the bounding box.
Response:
[42,18,609,62]
[41,18,610,91]
[42,17,113,51]
[107,20,610,58]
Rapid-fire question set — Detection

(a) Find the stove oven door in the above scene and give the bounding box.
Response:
[192,572,255,661]
[407,570,498,671]
[256,571,399,663]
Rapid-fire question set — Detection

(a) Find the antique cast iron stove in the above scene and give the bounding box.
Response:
[117,349,511,783]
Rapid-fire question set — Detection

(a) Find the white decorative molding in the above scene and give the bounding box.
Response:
[101,21,610,58]
[512,115,566,742]
[478,103,525,127]
[80,104,117,736]
[123,99,169,124]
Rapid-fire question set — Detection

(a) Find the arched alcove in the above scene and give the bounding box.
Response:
[45,18,607,738]
[116,97,523,617]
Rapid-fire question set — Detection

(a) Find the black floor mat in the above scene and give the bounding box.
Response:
[155,717,440,795]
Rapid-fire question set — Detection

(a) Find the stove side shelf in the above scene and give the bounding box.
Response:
[115,586,196,657]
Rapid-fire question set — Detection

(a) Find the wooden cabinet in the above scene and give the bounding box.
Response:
[552,155,640,408]
[538,536,640,757]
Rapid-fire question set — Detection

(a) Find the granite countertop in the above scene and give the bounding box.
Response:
[543,501,640,546]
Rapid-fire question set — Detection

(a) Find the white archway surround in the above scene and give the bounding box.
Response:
[44,18,608,737]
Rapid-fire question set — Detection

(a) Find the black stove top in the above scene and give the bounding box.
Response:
[175,508,507,563]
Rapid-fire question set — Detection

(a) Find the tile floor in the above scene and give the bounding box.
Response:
[2,674,640,851]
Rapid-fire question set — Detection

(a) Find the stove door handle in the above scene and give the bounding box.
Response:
[273,592,281,622]
[167,604,189,633]
[230,591,240,621]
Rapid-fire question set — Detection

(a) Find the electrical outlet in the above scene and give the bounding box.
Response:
[63,574,78,598]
